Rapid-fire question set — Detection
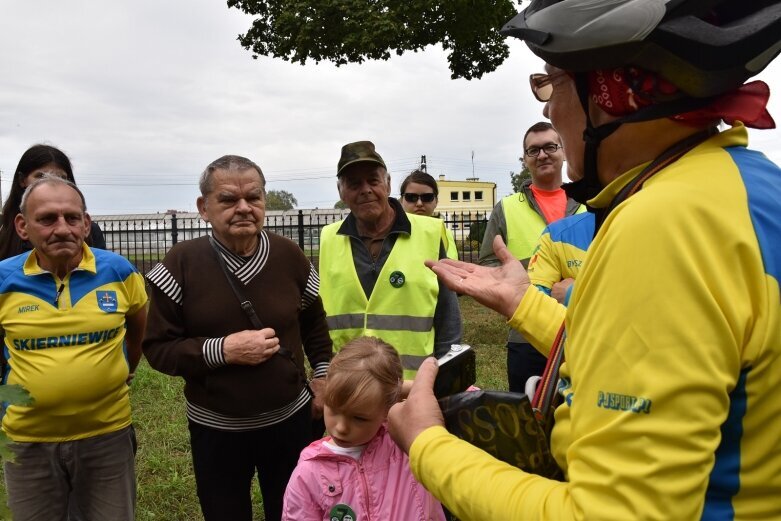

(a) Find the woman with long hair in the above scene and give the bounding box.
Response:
[0,144,105,260]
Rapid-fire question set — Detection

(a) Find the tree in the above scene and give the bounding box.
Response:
[468,218,488,244]
[510,166,531,193]
[333,200,348,210]
[265,189,297,210]
[227,0,519,80]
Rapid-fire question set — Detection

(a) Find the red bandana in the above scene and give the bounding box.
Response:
[587,67,775,129]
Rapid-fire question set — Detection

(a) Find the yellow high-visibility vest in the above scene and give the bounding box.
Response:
[503,192,585,261]
[319,214,443,378]
[445,226,458,260]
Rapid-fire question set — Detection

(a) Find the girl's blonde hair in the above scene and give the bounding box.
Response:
[324,336,403,411]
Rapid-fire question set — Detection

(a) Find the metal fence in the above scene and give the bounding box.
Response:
[94,210,489,273]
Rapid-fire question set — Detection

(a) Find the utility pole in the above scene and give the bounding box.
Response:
[419,155,427,173]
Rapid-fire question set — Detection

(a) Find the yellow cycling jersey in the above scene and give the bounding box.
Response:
[0,246,147,442]
[411,124,781,520]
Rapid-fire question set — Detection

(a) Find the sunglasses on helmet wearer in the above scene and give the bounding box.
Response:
[401,193,436,203]
[529,71,569,102]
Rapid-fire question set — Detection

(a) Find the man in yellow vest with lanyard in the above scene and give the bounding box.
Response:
[319,141,462,379]
[479,121,584,393]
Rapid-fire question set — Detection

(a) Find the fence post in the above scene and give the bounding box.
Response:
[297,210,305,251]
[171,212,179,245]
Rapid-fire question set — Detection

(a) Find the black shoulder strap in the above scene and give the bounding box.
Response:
[209,237,294,360]
[209,237,264,329]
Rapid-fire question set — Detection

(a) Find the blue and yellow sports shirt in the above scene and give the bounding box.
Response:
[0,245,147,442]
[527,212,595,294]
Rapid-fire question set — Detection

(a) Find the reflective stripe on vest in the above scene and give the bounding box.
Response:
[319,214,442,378]
[326,314,435,332]
[400,354,429,371]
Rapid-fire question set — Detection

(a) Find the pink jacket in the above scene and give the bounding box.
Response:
[283,424,446,521]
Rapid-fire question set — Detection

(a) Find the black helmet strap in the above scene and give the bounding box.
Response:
[563,72,718,206]
[561,73,617,206]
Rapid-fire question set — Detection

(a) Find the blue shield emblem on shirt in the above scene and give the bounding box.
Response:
[97,291,118,313]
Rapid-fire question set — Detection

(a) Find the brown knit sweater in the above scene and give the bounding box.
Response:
[143,233,332,417]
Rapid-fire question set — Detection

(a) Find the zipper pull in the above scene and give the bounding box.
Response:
[54,283,65,307]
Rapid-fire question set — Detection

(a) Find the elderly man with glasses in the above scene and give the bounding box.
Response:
[479,121,585,393]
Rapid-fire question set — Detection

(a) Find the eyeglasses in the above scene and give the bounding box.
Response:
[402,193,436,203]
[524,143,562,157]
[529,71,568,102]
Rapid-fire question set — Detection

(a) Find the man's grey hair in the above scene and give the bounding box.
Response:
[336,165,390,192]
[199,155,266,196]
[20,176,87,215]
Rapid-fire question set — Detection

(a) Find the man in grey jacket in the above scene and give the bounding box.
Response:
[479,122,583,393]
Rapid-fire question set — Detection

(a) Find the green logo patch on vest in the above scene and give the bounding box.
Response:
[389,270,405,288]
[329,503,357,521]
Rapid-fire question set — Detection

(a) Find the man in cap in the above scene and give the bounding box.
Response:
[390,1,781,519]
[319,141,461,378]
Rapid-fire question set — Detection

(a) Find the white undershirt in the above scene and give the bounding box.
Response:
[323,439,365,460]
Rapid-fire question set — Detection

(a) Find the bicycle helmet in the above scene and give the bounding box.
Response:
[501,0,781,205]
[501,0,781,98]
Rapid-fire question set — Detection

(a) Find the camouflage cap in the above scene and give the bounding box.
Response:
[337,141,386,177]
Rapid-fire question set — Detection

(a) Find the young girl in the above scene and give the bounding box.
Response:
[282,336,446,521]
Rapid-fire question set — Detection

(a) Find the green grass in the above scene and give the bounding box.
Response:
[1,296,508,520]
[131,365,200,520]
[460,295,510,392]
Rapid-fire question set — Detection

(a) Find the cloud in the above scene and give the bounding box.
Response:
[1,1,779,214]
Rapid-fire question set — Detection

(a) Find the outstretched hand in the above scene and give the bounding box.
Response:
[389,358,444,454]
[425,236,531,319]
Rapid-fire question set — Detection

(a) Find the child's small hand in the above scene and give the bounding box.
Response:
[388,358,445,454]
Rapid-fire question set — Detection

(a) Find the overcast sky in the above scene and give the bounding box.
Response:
[2,1,781,215]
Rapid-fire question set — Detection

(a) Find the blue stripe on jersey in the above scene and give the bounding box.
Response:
[534,284,552,296]
[564,284,574,306]
[0,268,58,305]
[546,212,595,252]
[727,147,781,284]
[702,369,748,521]
[0,252,28,279]
[69,250,138,307]
[1,344,9,385]
[0,249,137,307]
[534,283,575,302]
